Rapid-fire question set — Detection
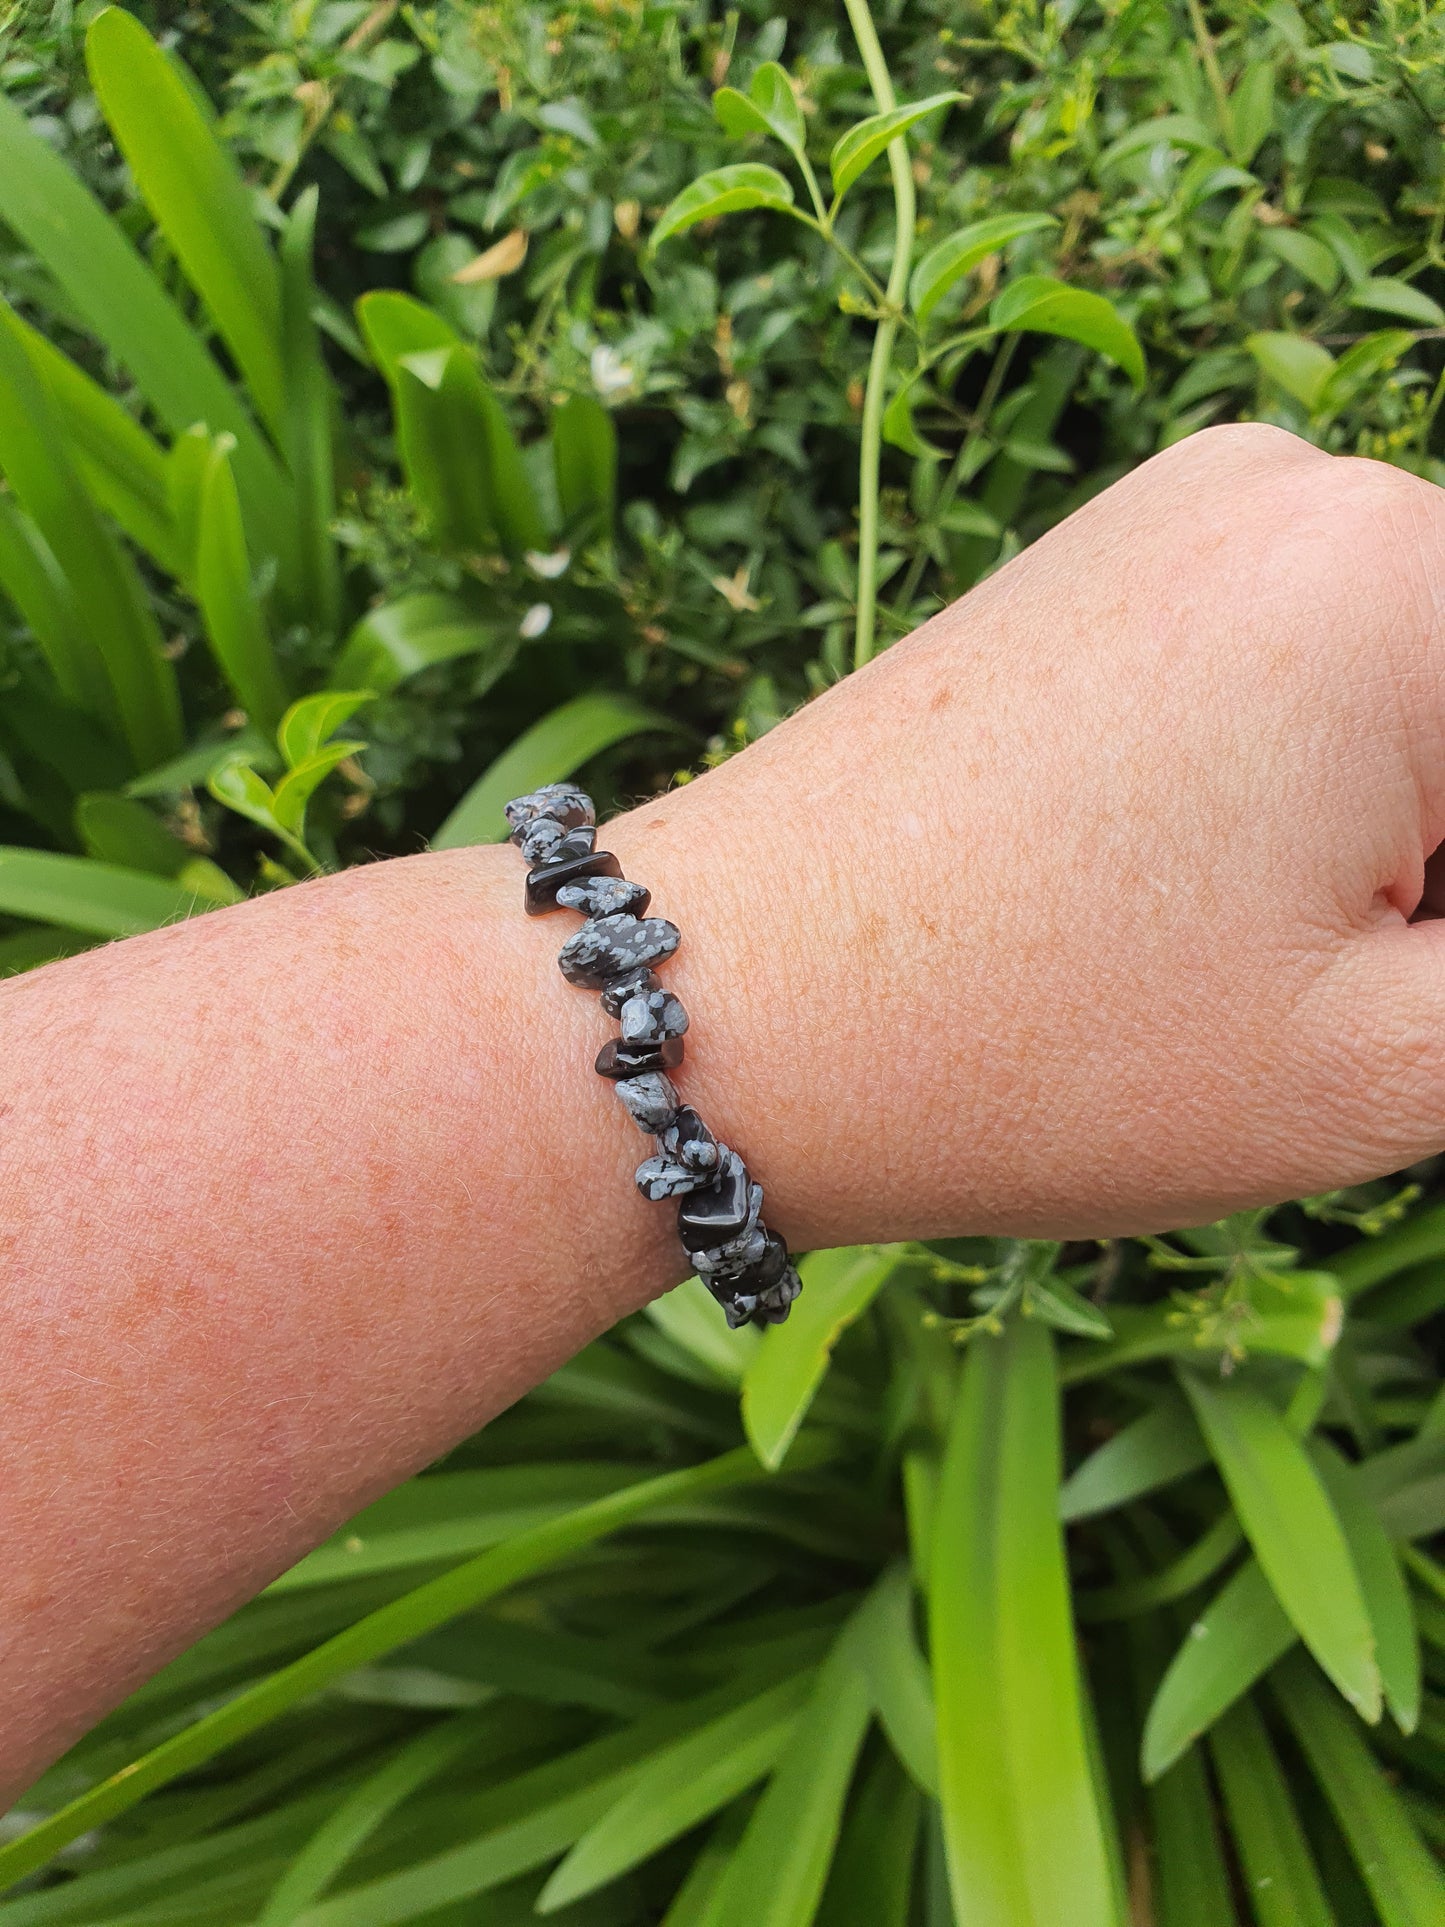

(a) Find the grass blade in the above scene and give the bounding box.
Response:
[279,188,341,638]
[852,1562,939,1797]
[85,7,286,442]
[0,497,108,721]
[193,437,290,735]
[930,1317,1120,1927]
[1181,1369,1380,1719]
[1209,1696,1336,1927]
[0,1443,828,1888]
[817,1750,922,1927]
[742,1245,899,1470]
[1142,1557,1294,1782]
[1272,1648,1445,1926]
[1310,1438,1420,1733]
[1128,1614,1233,1927]
[0,849,206,937]
[1059,1387,1209,1523]
[432,694,679,849]
[552,394,617,534]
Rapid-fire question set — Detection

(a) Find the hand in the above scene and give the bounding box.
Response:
[610,423,1445,1243]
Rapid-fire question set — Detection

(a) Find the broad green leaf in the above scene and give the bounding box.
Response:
[1180,1371,1380,1720]
[552,393,618,532]
[1247,332,1336,410]
[278,692,374,771]
[270,744,365,835]
[1228,63,1277,165]
[86,8,286,441]
[1210,1697,1336,1927]
[11,311,177,572]
[538,1672,813,1909]
[1310,1439,1420,1733]
[652,165,797,246]
[743,1245,899,1469]
[1142,1559,1294,1781]
[1272,1650,1445,1926]
[432,693,679,849]
[194,437,290,735]
[257,1710,499,1927]
[75,793,190,878]
[1059,1388,1209,1522]
[816,1749,921,1927]
[931,1318,1119,1927]
[0,848,205,937]
[707,1614,873,1927]
[355,289,457,382]
[331,594,511,698]
[713,63,807,157]
[280,187,342,638]
[0,71,294,574]
[1261,227,1340,292]
[910,214,1058,325]
[0,302,182,768]
[853,1563,939,1797]
[829,94,961,202]
[1349,277,1445,327]
[0,1443,829,1884]
[990,278,1145,388]
[646,1274,761,1387]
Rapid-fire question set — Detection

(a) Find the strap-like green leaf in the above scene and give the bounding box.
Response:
[815,1749,922,1927]
[930,1318,1120,1926]
[552,393,618,533]
[646,1274,761,1387]
[1310,1438,1420,1733]
[86,7,286,442]
[743,1245,900,1470]
[330,592,511,697]
[652,165,797,246]
[990,277,1146,388]
[910,214,1058,324]
[852,1563,939,1796]
[0,847,205,937]
[0,496,105,721]
[1181,1371,1380,1721]
[1142,1557,1294,1782]
[1210,1697,1337,1927]
[1272,1649,1445,1926]
[1060,1388,1209,1522]
[279,187,342,638]
[432,693,679,849]
[193,437,290,735]
[829,94,961,202]
[75,792,191,878]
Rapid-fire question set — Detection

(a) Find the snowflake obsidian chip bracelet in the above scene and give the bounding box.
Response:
[503,782,802,1329]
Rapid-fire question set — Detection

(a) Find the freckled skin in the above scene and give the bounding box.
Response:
[11,425,1445,1793]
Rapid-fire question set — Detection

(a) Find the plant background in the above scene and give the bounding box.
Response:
[1,2,1445,1923]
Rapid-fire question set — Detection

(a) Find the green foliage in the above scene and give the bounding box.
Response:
[3,1,1445,1920]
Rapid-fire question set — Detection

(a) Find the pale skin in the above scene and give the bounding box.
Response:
[6,422,1445,1797]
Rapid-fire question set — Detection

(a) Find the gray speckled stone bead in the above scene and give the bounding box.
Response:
[558,913,680,989]
[635,1153,711,1202]
[620,986,688,1044]
[660,1107,718,1175]
[614,1072,679,1134]
[601,967,660,1016]
[518,816,567,866]
[504,783,594,839]
[556,874,651,919]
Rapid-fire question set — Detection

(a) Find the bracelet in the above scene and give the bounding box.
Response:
[503,783,802,1329]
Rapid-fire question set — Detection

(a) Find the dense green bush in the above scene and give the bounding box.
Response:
[2,3,1445,1923]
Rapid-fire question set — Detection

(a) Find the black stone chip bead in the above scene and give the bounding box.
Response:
[525,846,621,915]
[614,1072,679,1134]
[557,875,651,919]
[505,783,594,839]
[677,1148,752,1253]
[635,1152,712,1201]
[600,967,661,1016]
[558,913,681,989]
[620,986,687,1044]
[595,1035,684,1080]
[707,1232,801,1328]
[660,1106,718,1175]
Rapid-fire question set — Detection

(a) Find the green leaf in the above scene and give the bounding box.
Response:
[432,693,679,849]
[1059,1388,1209,1523]
[1228,63,1277,166]
[910,214,1058,325]
[652,165,797,246]
[1261,227,1341,293]
[1316,330,1416,417]
[0,1443,828,1885]
[279,186,342,638]
[852,1563,939,1797]
[707,1614,874,1927]
[713,63,807,158]
[0,301,182,768]
[1272,1649,1445,1926]
[194,436,290,735]
[930,1318,1119,1926]
[0,496,104,722]
[1131,1618,1234,1927]
[277,692,373,770]
[1025,1275,1113,1340]
[1247,331,1337,409]
[1181,1371,1380,1720]
[646,1274,761,1387]
[1210,1696,1336,1927]
[86,8,285,442]
[270,744,364,835]
[1310,1439,1420,1733]
[829,94,961,203]
[743,1246,899,1470]
[0,847,205,937]
[1098,113,1217,170]
[538,1671,813,1910]
[881,375,945,459]
[75,792,190,877]
[1142,1558,1294,1781]
[552,393,618,533]
[208,758,286,841]
[331,592,511,697]
[991,277,1145,387]
[1349,277,1445,327]
[816,1749,922,1927]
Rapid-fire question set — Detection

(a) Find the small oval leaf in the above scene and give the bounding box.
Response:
[990,276,1146,388]
[829,93,961,203]
[910,213,1058,324]
[652,165,796,247]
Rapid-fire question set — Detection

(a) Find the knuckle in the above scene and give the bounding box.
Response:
[1176,419,1320,476]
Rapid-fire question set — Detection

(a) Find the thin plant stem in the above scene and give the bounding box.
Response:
[843,0,915,671]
